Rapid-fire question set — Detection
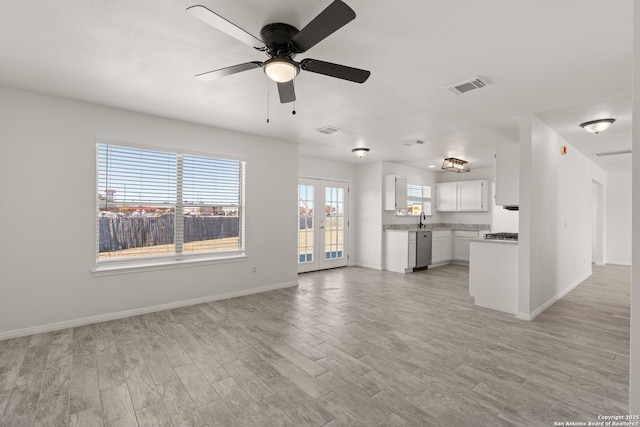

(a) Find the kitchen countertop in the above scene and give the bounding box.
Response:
[384,223,491,232]
[471,238,518,245]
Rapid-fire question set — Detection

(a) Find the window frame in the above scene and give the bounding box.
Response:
[93,139,246,276]
[406,183,432,216]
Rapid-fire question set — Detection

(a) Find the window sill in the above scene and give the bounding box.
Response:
[92,252,246,277]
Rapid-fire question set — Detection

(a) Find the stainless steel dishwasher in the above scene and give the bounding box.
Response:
[415,230,432,269]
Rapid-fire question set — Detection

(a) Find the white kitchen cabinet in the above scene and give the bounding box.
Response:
[384,175,408,211]
[436,180,489,212]
[435,182,458,211]
[495,144,519,207]
[431,230,453,265]
[453,230,489,261]
[458,181,486,211]
[384,230,415,273]
[407,232,417,269]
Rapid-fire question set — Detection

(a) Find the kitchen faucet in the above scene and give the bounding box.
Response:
[419,212,427,228]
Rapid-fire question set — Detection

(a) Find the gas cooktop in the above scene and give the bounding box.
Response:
[484,232,518,241]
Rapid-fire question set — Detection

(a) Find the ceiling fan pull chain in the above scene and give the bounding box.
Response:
[292,79,296,115]
[266,78,270,123]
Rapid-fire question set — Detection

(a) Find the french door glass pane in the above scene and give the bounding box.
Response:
[298,185,314,263]
[325,187,344,260]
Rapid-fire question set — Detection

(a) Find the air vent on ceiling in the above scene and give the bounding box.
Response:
[316,126,342,135]
[403,140,426,147]
[593,150,632,157]
[446,76,488,95]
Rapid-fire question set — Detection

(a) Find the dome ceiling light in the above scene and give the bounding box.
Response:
[352,147,370,158]
[579,118,616,134]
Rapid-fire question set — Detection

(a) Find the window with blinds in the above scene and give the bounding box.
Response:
[97,142,244,262]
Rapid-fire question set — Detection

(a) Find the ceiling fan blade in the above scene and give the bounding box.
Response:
[195,62,263,81]
[300,59,370,83]
[277,81,296,103]
[187,5,264,48]
[291,0,355,52]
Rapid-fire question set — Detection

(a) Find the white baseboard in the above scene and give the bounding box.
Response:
[354,263,383,270]
[0,281,298,341]
[604,260,632,267]
[517,270,592,321]
[428,261,451,268]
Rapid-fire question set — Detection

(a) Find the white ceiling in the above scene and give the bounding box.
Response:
[0,0,632,171]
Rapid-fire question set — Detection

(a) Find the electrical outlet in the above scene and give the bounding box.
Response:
[252,266,257,274]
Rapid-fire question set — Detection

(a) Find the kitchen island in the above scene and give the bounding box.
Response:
[469,238,518,315]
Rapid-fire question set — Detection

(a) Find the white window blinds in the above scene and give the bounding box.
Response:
[97,142,244,262]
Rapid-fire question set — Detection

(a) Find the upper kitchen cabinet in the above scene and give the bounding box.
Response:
[495,144,519,208]
[384,175,407,211]
[435,182,458,211]
[436,180,489,212]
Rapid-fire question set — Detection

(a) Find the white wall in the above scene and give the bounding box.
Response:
[355,161,383,269]
[298,155,358,265]
[630,0,639,413]
[0,87,298,338]
[606,162,632,265]
[518,115,606,319]
[435,167,494,226]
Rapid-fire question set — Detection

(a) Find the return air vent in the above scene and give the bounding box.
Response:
[593,150,632,157]
[446,76,488,95]
[316,126,342,135]
[403,140,426,147]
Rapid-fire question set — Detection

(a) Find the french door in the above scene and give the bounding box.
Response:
[298,178,349,273]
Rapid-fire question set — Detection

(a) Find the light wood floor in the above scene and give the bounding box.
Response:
[0,264,630,426]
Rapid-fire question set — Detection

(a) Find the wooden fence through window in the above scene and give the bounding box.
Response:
[98,216,239,252]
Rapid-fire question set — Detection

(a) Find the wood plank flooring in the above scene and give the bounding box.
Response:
[0,264,630,426]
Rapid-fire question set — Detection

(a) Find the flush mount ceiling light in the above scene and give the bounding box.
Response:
[579,118,616,134]
[442,157,470,173]
[352,147,370,158]
[263,57,299,83]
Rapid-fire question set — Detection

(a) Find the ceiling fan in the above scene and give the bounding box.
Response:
[186,0,371,104]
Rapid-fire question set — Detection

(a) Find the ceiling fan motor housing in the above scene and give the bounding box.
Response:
[260,23,300,56]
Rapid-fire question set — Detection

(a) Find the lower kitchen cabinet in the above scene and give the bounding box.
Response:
[384,231,416,273]
[433,229,489,265]
[431,230,453,265]
[453,230,487,261]
[385,227,490,271]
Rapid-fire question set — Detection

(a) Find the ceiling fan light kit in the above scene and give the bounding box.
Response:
[579,118,616,134]
[187,0,370,105]
[263,57,299,83]
[442,157,470,173]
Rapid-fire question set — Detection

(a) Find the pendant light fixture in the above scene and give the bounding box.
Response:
[579,118,616,134]
[442,157,470,173]
[352,147,370,158]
